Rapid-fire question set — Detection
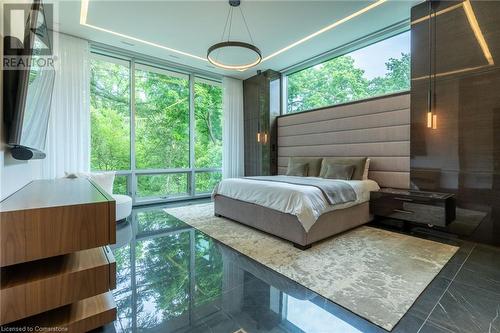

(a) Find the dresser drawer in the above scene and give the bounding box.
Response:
[0,247,116,325]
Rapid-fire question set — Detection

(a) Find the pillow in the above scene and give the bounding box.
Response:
[362,158,371,180]
[287,157,323,177]
[65,171,115,194]
[319,157,367,180]
[286,163,309,177]
[323,164,355,180]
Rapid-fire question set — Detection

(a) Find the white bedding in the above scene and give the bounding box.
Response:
[213,177,380,232]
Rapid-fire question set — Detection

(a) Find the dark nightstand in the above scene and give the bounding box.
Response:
[370,188,456,227]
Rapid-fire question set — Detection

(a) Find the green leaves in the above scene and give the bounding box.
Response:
[287,52,410,113]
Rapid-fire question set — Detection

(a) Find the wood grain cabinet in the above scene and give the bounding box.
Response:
[0,179,117,331]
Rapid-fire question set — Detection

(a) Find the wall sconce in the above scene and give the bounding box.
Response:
[256,131,268,144]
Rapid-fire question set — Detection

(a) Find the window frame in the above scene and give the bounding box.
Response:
[90,48,222,206]
[282,24,411,115]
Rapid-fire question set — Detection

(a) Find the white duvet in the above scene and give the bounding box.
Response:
[213,177,380,232]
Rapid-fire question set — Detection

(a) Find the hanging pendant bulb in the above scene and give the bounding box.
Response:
[427,111,433,128]
[432,114,437,130]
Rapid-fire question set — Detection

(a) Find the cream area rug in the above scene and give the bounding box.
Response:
[165,203,458,331]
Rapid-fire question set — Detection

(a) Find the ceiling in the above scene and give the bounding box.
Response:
[54,0,420,79]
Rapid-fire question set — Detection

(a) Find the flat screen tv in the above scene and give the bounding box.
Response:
[3,0,55,160]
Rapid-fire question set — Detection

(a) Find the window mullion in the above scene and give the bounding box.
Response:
[130,59,137,204]
[189,74,196,196]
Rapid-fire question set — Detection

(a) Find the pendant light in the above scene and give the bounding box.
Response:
[427,0,438,130]
[207,0,261,71]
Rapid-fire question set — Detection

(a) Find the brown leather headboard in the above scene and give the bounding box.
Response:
[277,94,410,189]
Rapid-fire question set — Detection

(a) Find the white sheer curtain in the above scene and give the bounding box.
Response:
[41,33,90,179]
[222,77,244,178]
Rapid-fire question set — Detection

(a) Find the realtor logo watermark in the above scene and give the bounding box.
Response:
[2,2,56,70]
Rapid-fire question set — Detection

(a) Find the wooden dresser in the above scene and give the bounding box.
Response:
[0,178,117,331]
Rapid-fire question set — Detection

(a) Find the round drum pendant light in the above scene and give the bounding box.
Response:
[207,0,261,70]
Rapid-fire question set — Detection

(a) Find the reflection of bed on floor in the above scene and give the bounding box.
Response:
[213,175,380,250]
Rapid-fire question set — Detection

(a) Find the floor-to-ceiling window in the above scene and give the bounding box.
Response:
[90,52,222,204]
[285,30,411,114]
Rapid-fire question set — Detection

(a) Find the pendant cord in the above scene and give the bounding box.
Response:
[428,1,432,115]
[433,2,437,114]
[228,7,234,42]
[239,5,255,45]
[220,7,231,42]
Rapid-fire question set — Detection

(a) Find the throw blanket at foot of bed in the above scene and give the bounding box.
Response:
[246,176,357,205]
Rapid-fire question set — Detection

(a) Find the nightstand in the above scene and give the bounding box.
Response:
[370,188,456,227]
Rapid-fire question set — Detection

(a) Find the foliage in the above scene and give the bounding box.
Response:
[90,57,223,197]
[287,52,410,113]
[111,211,223,330]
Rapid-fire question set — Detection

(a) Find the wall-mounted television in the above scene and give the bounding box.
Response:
[3,0,55,160]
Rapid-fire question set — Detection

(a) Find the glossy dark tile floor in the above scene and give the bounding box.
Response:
[99,202,500,333]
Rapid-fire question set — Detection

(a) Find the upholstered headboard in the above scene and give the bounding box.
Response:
[277,94,410,189]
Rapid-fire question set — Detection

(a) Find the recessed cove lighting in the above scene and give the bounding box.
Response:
[80,0,387,70]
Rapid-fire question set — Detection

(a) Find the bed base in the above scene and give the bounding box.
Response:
[214,195,371,249]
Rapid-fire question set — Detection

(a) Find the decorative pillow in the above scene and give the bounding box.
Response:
[287,157,323,177]
[65,171,115,194]
[286,163,309,177]
[362,158,371,180]
[319,157,367,180]
[323,164,355,180]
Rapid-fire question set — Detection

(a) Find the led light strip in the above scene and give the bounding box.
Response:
[462,0,493,65]
[80,0,207,61]
[80,0,388,69]
[262,0,387,62]
[412,0,493,66]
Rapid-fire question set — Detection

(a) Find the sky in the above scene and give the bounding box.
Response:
[349,31,411,80]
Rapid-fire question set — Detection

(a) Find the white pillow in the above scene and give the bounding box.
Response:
[362,158,370,180]
[65,171,115,194]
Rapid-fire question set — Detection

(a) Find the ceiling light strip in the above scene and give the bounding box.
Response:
[261,0,387,62]
[410,3,463,25]
[80,0,207,62]
[81,0,389,68]
[462,0,494,65]
[412,64,492,81]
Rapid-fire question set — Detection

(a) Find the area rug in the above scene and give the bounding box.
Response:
[165,203,458,331]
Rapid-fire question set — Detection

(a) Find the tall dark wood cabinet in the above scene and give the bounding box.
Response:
[243,70,281,176]
[410,1,500,245]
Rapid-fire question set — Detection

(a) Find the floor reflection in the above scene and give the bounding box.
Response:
[108,205,381,333]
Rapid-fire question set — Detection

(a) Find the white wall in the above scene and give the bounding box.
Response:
[0,4,42,200]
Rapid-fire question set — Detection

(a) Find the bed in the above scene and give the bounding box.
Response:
[213,157,380,249]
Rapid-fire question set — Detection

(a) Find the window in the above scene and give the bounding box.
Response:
[90,52,223,204]
[136,173,189,199]
[194,78,222,168]
[286,31,410,114]
[90,55,131,170]
[135,65,190,169]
